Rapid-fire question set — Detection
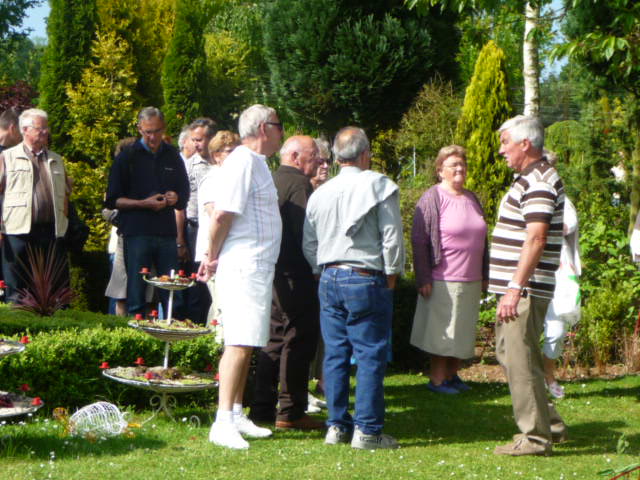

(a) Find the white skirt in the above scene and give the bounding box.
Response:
[215,263,274,347]
[410,280,481,359]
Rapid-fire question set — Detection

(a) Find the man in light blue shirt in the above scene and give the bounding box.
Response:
[303,126,404,450]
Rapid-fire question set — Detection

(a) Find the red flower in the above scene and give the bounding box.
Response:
[134,357,145,366]
[140,267,150,274]
[99,362,110,369]
[20,383,30,392]
[144,372,154,380]
[178,269,185,277]
[31,397,43,406]
[135,314,143,320]
[150,310,158,318]
[19,336,30,344]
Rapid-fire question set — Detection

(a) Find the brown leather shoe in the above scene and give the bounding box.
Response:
[495,435,551,456]
[275,414,325,430]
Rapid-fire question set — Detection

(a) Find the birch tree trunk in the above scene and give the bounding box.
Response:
[523,2,540,116]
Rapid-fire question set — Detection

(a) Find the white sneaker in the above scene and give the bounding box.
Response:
[308,393,327,409]
[306,404,322,414]
[234,414,273,438]
[209,421,249,449]
[547,381,565,399]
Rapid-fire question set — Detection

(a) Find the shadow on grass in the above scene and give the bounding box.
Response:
[0,430,165,460]
[383,376,636,454]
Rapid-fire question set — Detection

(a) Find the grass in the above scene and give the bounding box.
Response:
[1,372,639,480]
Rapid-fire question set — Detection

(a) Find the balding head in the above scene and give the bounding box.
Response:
[280,135,319,178]
[333,126,370,169]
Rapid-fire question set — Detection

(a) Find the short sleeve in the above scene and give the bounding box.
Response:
[522,180,557,224]
[213,155,252,214]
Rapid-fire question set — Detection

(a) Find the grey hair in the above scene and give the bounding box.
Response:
[137,106,164,124]
[19,108,48,131]
[314,137,331,160]
[279,137,299,158]
[332,127,369,163]
[178,127,190,149]
[189,117,217,138]
[499,115,544,151]
[238,104,276,140]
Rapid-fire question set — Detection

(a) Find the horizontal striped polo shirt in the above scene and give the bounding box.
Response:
[489,158,564,299]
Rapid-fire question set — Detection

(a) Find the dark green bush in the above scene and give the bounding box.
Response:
[0,313,222,410]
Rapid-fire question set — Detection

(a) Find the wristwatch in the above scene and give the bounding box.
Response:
[507,280,522,291]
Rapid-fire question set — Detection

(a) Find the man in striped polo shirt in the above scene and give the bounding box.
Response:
[489,115,567,457]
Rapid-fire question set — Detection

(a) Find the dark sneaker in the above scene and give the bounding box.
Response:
[448,375,471,392]
[427,381,459,395]
[325,425,351,445]
[275,414,325,430]
[351,427,399,450]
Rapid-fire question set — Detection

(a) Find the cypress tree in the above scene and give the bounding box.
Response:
[455,40,512,223]
[161,0,208,135]
[38,0,97,155]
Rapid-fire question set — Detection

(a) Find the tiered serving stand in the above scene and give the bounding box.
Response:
[102,270,217,422]
[0,339,44,419]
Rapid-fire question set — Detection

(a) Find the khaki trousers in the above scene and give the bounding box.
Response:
[495,295,565,445]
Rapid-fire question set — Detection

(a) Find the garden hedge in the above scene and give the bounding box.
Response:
[0,308,222,411]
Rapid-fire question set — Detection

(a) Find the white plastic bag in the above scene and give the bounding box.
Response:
[552,265,581,325]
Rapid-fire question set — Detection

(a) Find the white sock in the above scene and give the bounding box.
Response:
[216,409,233,424]
[232,403,243,417]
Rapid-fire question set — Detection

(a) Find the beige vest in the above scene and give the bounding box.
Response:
[2,143,69,237]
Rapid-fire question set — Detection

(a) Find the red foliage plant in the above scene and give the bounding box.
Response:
[0,81,37,113]
[13,245,75,316]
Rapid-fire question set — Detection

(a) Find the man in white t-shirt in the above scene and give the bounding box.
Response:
[198,104,283,449]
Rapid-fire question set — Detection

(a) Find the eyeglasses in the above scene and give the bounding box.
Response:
[140,127,164,136]
[265,122,284,131]
[442,162,466,169]
[27,125,49,133]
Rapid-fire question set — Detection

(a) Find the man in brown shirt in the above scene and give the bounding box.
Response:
[0,108,70,303]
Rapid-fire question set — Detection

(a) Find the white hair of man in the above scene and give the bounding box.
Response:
[332,126,369,163]
[137,106,164,124]
[499,115,544,151]
[19,108,48,131]
[279,136,301,158]
[238,104,276,140]
[178,127,190,150]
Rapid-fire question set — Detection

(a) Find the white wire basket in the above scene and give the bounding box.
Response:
[69,401,128,437]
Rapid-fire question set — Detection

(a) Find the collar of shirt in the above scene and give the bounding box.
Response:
[338,165,363,176]
[22,143,45,161]
[140,138,165,155]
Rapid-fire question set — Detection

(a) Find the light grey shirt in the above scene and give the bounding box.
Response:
[185,153,213,220]
[303,166,404,275]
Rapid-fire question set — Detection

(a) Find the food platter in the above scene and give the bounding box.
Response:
[128,320,211,342]
[0,391,44,418]
[142,276,195,291]
[0,340,25,358]
[103,367,218,393]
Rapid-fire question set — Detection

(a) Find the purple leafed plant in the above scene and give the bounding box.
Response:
[13,245,75,316]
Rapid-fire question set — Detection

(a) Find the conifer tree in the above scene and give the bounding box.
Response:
[455,40,512,222]
[38,0,97,154]
[161,0,208,134]
[65,31,137,250]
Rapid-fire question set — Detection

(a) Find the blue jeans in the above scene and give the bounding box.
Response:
[319,267,393,435]
[123,235,181,317]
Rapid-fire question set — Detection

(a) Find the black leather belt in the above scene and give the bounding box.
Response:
[324,263,382,277]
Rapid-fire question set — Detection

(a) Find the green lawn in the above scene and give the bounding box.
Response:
[1,373,639,480]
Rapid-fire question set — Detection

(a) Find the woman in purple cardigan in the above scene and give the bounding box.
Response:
[410,145,489,394]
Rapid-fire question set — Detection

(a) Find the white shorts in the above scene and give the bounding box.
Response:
[215,263,274,347]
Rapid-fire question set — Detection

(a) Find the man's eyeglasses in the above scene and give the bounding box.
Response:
[27,125,49,133]
[140,128,164,136]
[265,122,284,131]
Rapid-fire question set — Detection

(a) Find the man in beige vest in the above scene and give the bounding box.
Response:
[0,108,70,303]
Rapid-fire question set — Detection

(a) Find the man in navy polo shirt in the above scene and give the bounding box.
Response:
[105,107,190,317]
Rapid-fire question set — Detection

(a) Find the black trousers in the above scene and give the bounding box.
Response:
[2,225,69,304]
[250,272,320,422]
